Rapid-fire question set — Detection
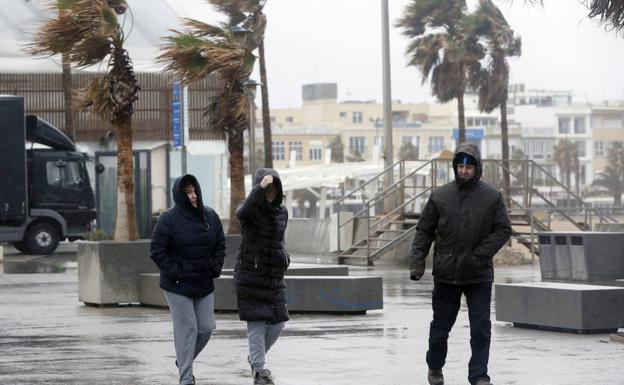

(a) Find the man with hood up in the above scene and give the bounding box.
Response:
[150,174,225,385]
[234,168,290,385]
[408,143,511,385]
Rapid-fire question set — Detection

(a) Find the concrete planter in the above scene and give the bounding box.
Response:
[78,240,157,306]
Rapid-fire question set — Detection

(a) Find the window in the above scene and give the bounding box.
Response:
[595,141,605,157]
[339,112,347,118]
[270,116,276,123]
[308,141,323,161]
[352,111,363,124]
[285,116,294,123]
[428,136,444,153]
[574,117,586,134]
[402,136,420,147]
[288,141,303,160]
[467,117,474,126]
[46,160,82,188]
[272,141,285,160]
[558,117,571,134]
[349,136,366,154]
[309,148,322,160]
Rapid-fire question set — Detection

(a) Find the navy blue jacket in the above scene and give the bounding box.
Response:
[234,168,290,323]
[150,174,225,297]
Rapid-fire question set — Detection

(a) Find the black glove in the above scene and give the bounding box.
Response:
[409,262,425,281]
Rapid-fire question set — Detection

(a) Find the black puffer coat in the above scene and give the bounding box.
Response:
[409,143,512,285]
[150,174,225,297]
[234,168,290,323]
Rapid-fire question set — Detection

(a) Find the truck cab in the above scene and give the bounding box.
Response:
[0,95,100,254]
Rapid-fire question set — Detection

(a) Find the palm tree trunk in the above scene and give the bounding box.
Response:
[227,131,246,234]
[61,53,75,140]
[113,118,138,241]
[259,40,273,168]
[457,93,466,143]
[500,98,511,208]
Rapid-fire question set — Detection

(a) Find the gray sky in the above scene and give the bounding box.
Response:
[249,0,624,108]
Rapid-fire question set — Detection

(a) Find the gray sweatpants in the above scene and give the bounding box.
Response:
[247,320,285,370]
[164,290,216,385]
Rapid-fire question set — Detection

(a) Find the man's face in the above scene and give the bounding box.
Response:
[185,185,198,208]
[456,164,476,182]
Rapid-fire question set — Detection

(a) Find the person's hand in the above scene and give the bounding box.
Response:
[260,175,273,189]
[410,263,425,281]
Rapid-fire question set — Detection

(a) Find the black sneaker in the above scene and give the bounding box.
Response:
[428,368,444,385]
[253,368,275,385]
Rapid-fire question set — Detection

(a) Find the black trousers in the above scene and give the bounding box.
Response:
[426,281,492,385]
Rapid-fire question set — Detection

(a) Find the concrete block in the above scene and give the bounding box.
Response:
[0,245,3,261]
[78,240,158,305]
[495,282,624,333]
[139,273,383,314]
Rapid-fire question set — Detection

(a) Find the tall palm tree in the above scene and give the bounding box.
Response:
[592,166,623,207]
[397,0,484,143]
[553,140,580,195]
[160,18,256,234]
[474,0,521,206]
[208,0,273,167]
[30,0,140,241]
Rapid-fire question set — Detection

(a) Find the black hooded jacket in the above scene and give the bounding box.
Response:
[409,143,512,285]
[234,168,290,323]
[150,174,225,297]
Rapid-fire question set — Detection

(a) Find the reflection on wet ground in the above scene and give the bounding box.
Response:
[0,251,621,384]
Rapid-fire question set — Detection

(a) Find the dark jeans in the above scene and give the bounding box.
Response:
[426,282,492,385]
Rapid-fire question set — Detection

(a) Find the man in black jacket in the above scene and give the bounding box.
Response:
[409,143,511,385]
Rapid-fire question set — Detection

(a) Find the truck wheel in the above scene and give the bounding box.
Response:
[26,223,60,255]
[12,241,30,254]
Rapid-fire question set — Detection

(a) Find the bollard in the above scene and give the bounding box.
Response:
[0,245,3,261]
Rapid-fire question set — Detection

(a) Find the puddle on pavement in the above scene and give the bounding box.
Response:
[0,256,76,274]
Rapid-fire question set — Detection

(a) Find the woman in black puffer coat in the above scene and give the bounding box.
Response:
[234,168,289,385]
[150,174,225,385]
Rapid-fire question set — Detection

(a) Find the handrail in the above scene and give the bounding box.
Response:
[335,159,404,206]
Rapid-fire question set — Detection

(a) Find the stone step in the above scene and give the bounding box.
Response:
[139,274,383,314]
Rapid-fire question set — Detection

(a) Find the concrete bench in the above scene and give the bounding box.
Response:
[495,282,624,333]
[139,274,383,314]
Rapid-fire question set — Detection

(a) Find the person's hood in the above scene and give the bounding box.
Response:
[452,142,482,186]
[253,167,284,207]
[172,174,204,217]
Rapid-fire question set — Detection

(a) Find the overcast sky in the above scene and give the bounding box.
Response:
[242,0,624,108]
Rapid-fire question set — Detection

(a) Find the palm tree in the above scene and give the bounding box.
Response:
[474,0,521,206]
[399,141,419,161]
[327,135,345,163]
[553,140,580,195]
[592,166,623,207]
[397,0,484,143]
[208,0,273,167]
[30,0,140,241]
[160,18,256,234]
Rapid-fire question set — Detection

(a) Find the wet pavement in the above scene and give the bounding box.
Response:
[0,247,623,385]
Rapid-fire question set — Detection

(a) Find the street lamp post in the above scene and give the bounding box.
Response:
[245,79,261,176]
